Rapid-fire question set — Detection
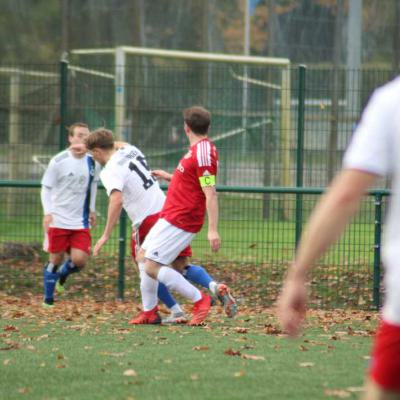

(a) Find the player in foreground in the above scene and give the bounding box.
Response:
[85,128,236,324]
[129,106,223,326]
[278,78,400,399]
[41,123,100,307]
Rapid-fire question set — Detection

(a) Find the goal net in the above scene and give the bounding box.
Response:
[69,47,291,187]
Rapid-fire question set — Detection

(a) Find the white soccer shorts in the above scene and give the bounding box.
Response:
[141,218,194,265]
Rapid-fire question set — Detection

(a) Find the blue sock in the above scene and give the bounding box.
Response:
[43,263,59,303]
[59,259,80,285]
[183,264,213,289]
[157,282,177,309]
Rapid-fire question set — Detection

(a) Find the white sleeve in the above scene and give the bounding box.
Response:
[100,167,124,197]
[41,158,58,188]
[343,87,395,177]
[41,185,53,215]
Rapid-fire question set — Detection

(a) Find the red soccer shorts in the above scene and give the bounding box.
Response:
[46,227,91,255]
[369,320,400,392]
[131,212,192,260]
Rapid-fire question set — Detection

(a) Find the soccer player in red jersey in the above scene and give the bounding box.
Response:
[131,106,232,325]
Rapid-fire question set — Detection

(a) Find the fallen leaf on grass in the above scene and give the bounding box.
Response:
[224,348,241,356]
[299,362,314,367]
[123,369,137,377]
[234,371,246,377]
[298,345,308,351]
[234,327,249,334]
[241,354,265,361]
[17,387,31,394]
[4,325,19,332]
[190,374,199,380]
[192,346,209,351]
[324,389,351,398]
[3,359,12,366]
[56,364,66,369]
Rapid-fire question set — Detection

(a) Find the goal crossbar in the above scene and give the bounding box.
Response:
[71,46,290,66]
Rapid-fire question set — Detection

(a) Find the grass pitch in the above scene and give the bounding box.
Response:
[0,294,377,400]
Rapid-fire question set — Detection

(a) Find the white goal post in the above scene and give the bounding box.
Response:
[70,46,292,188]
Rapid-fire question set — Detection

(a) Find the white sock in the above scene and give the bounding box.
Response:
[170,304,183,314]
[138,262,158,311]
[157,266,202,303]
[209,281,218,293]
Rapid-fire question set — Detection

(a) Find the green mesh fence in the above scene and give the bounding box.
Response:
[0,183,388,310]
[0,60,394,308]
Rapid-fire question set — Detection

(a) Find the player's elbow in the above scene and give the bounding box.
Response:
[333,187,361,210]
[110,190,123,207]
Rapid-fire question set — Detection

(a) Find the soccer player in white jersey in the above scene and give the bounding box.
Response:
[278,78,400,399]
[41,123,101,307]
[85,128,236,324]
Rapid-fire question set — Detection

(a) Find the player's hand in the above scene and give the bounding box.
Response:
[93,234,109,256]
[69,143,87,156]
[89,212,97,228]
[208,230,221,252]
[43,214,53,232]
[151,169,172,182]
[278,271,308,337]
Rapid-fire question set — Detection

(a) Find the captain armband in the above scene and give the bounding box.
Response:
[199,175,216,187]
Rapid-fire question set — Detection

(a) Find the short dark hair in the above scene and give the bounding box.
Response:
[67,122,89,137]
[183,106,211,135]
[85,128,115,150]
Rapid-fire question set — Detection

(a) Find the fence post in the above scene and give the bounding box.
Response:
[59,55,69,151]
[373,193,382,310]
[295,65,306,246]
[117,209,127,300]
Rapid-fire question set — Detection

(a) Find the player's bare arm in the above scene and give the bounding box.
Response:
[202,185,220,252]
[151,169,172,181]
[278,169,377,337]
[93,189,123,256]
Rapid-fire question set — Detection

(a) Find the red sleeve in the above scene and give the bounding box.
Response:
[194,141,218,178]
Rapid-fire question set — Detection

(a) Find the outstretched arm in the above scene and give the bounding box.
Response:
[278,169,376,336]
[151,169,173,182]
[93,190,123,256]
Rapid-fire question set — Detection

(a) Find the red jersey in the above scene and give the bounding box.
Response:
[161,138,218,233]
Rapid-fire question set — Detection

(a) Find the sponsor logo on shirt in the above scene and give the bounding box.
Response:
[177,163,185,173]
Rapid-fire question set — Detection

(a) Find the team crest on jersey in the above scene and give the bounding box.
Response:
[183,150,192,159]
[177,163,185,173]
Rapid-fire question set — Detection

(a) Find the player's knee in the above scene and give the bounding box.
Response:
[145,262,159,279]
[50,254,64,265]
[70,256,87,269]
[171,256,188,273]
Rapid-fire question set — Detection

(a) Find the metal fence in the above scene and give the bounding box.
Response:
[0,181,388,310]
[0,54,395,309]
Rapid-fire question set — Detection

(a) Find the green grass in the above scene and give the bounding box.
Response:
[0,300,376,400]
